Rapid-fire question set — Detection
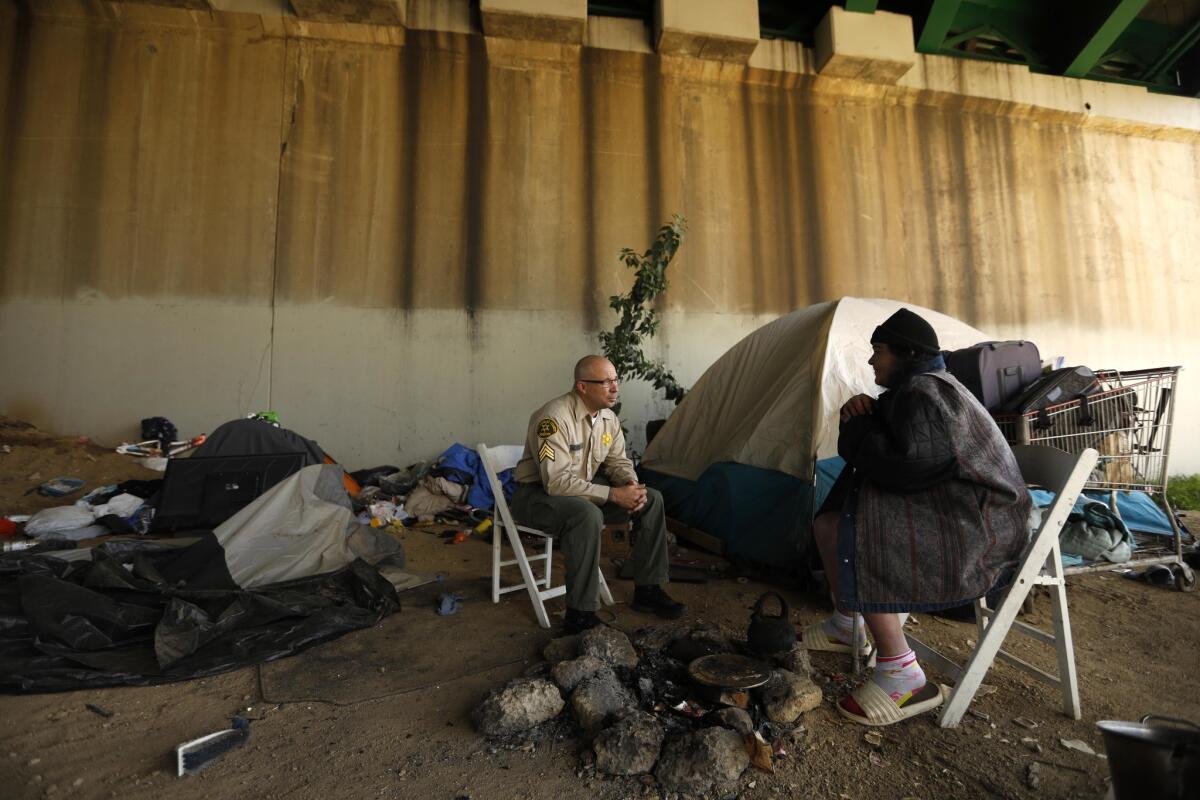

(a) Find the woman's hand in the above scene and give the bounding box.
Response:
[840,394,877,422]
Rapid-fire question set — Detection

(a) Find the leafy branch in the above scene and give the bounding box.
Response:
[599,214,689,413]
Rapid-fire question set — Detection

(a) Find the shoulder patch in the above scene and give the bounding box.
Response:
[536,418,559,438]
[537,442,555,462]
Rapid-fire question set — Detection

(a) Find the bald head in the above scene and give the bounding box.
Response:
[573,355,620,412]
[574,355,612,382]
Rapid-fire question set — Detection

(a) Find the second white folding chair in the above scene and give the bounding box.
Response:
[478,443,613,628]
[907,444,1098,728]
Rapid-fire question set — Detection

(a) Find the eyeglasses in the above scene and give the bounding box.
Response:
[579,377,620,388]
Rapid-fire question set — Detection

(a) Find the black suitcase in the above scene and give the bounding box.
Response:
[945,340,1041,410]
[1002,366,1098,414]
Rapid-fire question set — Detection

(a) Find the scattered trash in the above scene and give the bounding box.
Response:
[1059,738,1098,756]
[868,752,886,767]
[969,709,991,722]
[1022,737,1042,753]
[864,731,883,748]
[745,732,773,772]
[975,684,998,697]
[670,700,708,719]
[2,540,38,553]
[1014,716,1040,730]
[116,434,206,459]
[0,518,16,538]
[85,704,113,719]
[366,501,405,526]
[1025,761,1041,789]
[436,593,464,616]
[34,477,85,498]
[1,445,10,454]
[1118,563,1177,588]
[175,717,251,776]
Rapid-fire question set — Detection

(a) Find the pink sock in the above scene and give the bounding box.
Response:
[872,648,926,704]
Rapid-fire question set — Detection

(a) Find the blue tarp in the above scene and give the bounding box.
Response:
[1029,489,1175,536]
[435,443,516,510]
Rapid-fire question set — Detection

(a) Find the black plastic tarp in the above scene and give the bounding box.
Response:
[0,534,400,693]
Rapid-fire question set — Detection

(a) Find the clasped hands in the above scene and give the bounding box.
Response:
[840,393,877,422]
[610,481,648,514]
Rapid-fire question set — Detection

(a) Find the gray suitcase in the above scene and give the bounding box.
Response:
[945,340,1041,411]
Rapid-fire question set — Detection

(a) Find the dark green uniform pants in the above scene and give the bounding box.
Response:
[511,483,670,612]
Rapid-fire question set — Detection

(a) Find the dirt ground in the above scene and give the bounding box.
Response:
[1,420,1197,800]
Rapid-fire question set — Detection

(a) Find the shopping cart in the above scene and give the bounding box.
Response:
[992,366,1195,590]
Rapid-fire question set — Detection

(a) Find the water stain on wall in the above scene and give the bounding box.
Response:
[0,13,1197,345]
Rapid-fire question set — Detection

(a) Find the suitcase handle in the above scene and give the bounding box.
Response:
[1075,394,1095,427]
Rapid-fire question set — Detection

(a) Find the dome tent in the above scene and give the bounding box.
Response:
[640,297,990,567]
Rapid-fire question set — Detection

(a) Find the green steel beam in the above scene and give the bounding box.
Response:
[844,0,878,12]
[917,0,963,53]
[1063,0,1148,78]
[1142,16,1200,80]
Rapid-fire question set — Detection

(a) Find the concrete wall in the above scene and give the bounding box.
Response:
[2,2,1199,473]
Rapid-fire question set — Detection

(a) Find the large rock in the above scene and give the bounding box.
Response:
[760,668,823,723]
[772,643,813,678]
[654,727,749,795]
[631,622,691,653]
[593,710,665,775]
[711,706,754,736]
[579,625,639,669]
[473,678,564,737]
[570,670,635,732]
[551,654,607,692]
[543,634,579,664]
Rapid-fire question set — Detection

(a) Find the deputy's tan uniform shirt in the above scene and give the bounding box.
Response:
[514,391,638,504]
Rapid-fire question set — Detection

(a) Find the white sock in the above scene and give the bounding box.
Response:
[872,648,926,704]
[822,610,867,648]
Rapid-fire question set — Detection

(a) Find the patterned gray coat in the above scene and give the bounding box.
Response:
[835,370,1031,612]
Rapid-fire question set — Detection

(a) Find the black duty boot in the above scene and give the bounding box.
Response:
[562,608,602,636]
[631,585,686,619]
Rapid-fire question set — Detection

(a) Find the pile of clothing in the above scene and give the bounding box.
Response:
[357,443,521,523]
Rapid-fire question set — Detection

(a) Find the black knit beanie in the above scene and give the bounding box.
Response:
[871,308,939,355]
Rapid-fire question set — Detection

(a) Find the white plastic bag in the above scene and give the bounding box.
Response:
[24,506,98,538]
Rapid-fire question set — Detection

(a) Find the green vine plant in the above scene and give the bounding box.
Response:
[599,214,689,418]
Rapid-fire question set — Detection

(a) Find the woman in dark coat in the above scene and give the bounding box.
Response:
[800,308,1032,726]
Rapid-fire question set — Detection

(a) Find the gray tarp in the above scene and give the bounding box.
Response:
[214,464,403,588]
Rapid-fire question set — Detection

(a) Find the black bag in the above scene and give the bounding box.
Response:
[944,340,1041,410]
[1002,366,1099,414]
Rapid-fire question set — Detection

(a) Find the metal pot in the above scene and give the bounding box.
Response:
[746,592,795,656]
[1097,715,1200,800]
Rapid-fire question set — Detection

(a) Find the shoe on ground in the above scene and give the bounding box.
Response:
[631,584,686,619]
[562,608,602,636]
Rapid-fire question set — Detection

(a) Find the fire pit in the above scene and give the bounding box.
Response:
[472,620,824,796]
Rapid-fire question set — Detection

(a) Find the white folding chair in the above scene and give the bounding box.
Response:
[478,443,613,628]
[907,445,1099,728]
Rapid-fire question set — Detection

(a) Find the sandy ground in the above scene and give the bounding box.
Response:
[1,420,1198,800]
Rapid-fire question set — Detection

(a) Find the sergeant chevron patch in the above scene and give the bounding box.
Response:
[537,442,555,462]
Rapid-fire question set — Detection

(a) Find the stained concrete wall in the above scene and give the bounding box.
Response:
[2,3,1199,473]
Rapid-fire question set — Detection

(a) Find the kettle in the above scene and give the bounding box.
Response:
[747,592,795,655]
